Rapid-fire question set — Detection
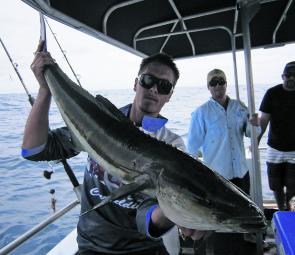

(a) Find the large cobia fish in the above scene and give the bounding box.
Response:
[44,64,267,233]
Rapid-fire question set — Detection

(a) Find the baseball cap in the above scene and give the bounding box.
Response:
[283,61,295,74]
[207,69,226,84]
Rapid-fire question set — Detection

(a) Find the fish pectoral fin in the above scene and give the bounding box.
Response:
[80,174,152,216]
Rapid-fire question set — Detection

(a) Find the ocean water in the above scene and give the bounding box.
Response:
[0,85,272,254]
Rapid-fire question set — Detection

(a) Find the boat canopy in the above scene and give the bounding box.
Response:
[20,0,295,60]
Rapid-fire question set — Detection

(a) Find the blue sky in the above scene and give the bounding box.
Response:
[1,0,295,94]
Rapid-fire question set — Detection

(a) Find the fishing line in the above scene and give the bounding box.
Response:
[44,16,83,87]
[49,188,57,213]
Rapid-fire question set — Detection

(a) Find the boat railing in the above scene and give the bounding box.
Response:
[0,199,80,255]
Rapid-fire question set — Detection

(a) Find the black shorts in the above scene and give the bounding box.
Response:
[266,162,295,191]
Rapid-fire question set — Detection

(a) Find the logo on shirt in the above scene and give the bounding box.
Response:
[89,188,143,209]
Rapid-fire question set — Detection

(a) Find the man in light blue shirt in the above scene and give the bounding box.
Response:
[187,69,260,194]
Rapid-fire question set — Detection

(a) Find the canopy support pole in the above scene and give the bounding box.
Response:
[239,1,264,254]
[231,34,240,101]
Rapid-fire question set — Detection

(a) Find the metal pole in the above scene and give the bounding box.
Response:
[239,0,263,209]
[239,1,263,254]
[39,13,47,52]
[0,200,79,255]
[231,35,240,101]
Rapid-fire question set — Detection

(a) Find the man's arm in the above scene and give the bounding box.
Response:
[22,42,56,150]
[150,206,206,240]
[187,110,205,158]
[257,112,270,144]
[136,196,206,241]
[244,113,261,138]
[149,206,174,236]
[22,87,51,149]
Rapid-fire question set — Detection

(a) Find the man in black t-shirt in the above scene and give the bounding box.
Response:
[258,61,295,211]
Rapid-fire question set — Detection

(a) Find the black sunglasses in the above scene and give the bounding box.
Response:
[284,72,295,79]
[138,74,174,95]
[209,77,226,87]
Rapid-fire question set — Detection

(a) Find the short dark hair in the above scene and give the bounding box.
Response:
[138,53,180,85]
[283,61,295,74]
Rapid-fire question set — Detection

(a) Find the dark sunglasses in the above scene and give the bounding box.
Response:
[209,77,227,87]
[138,74,174,95]
[284,72,295,79]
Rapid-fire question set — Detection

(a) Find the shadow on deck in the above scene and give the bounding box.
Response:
[179,209,278,255]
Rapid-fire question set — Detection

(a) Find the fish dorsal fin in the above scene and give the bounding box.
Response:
[94,94,128,122]
[80,174,151,216]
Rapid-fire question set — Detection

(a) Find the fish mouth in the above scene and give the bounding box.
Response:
[240,221,267,232]
[216,212,267,232]
[233,215,267,232]
[215,218,267,233]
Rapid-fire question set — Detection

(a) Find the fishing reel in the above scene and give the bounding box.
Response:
[43,160,59,179]
[43,169,54,179]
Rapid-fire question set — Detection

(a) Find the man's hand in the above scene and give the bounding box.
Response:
[178,226,211,241]
[151,206,211,241]
[248,113,260,127]
[30,40,56,90]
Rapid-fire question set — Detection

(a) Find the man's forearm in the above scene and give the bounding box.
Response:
[150,207,174,236]
[22,87,51,149]
[257,121,268,144]
[256,112,270,145]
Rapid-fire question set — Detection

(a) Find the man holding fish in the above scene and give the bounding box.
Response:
[21,41,205,254]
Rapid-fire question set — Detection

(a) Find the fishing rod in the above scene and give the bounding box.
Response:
[0,37,35,105]
[44,16,82,87]
[1,18,81,201]
[39,13,81,201]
